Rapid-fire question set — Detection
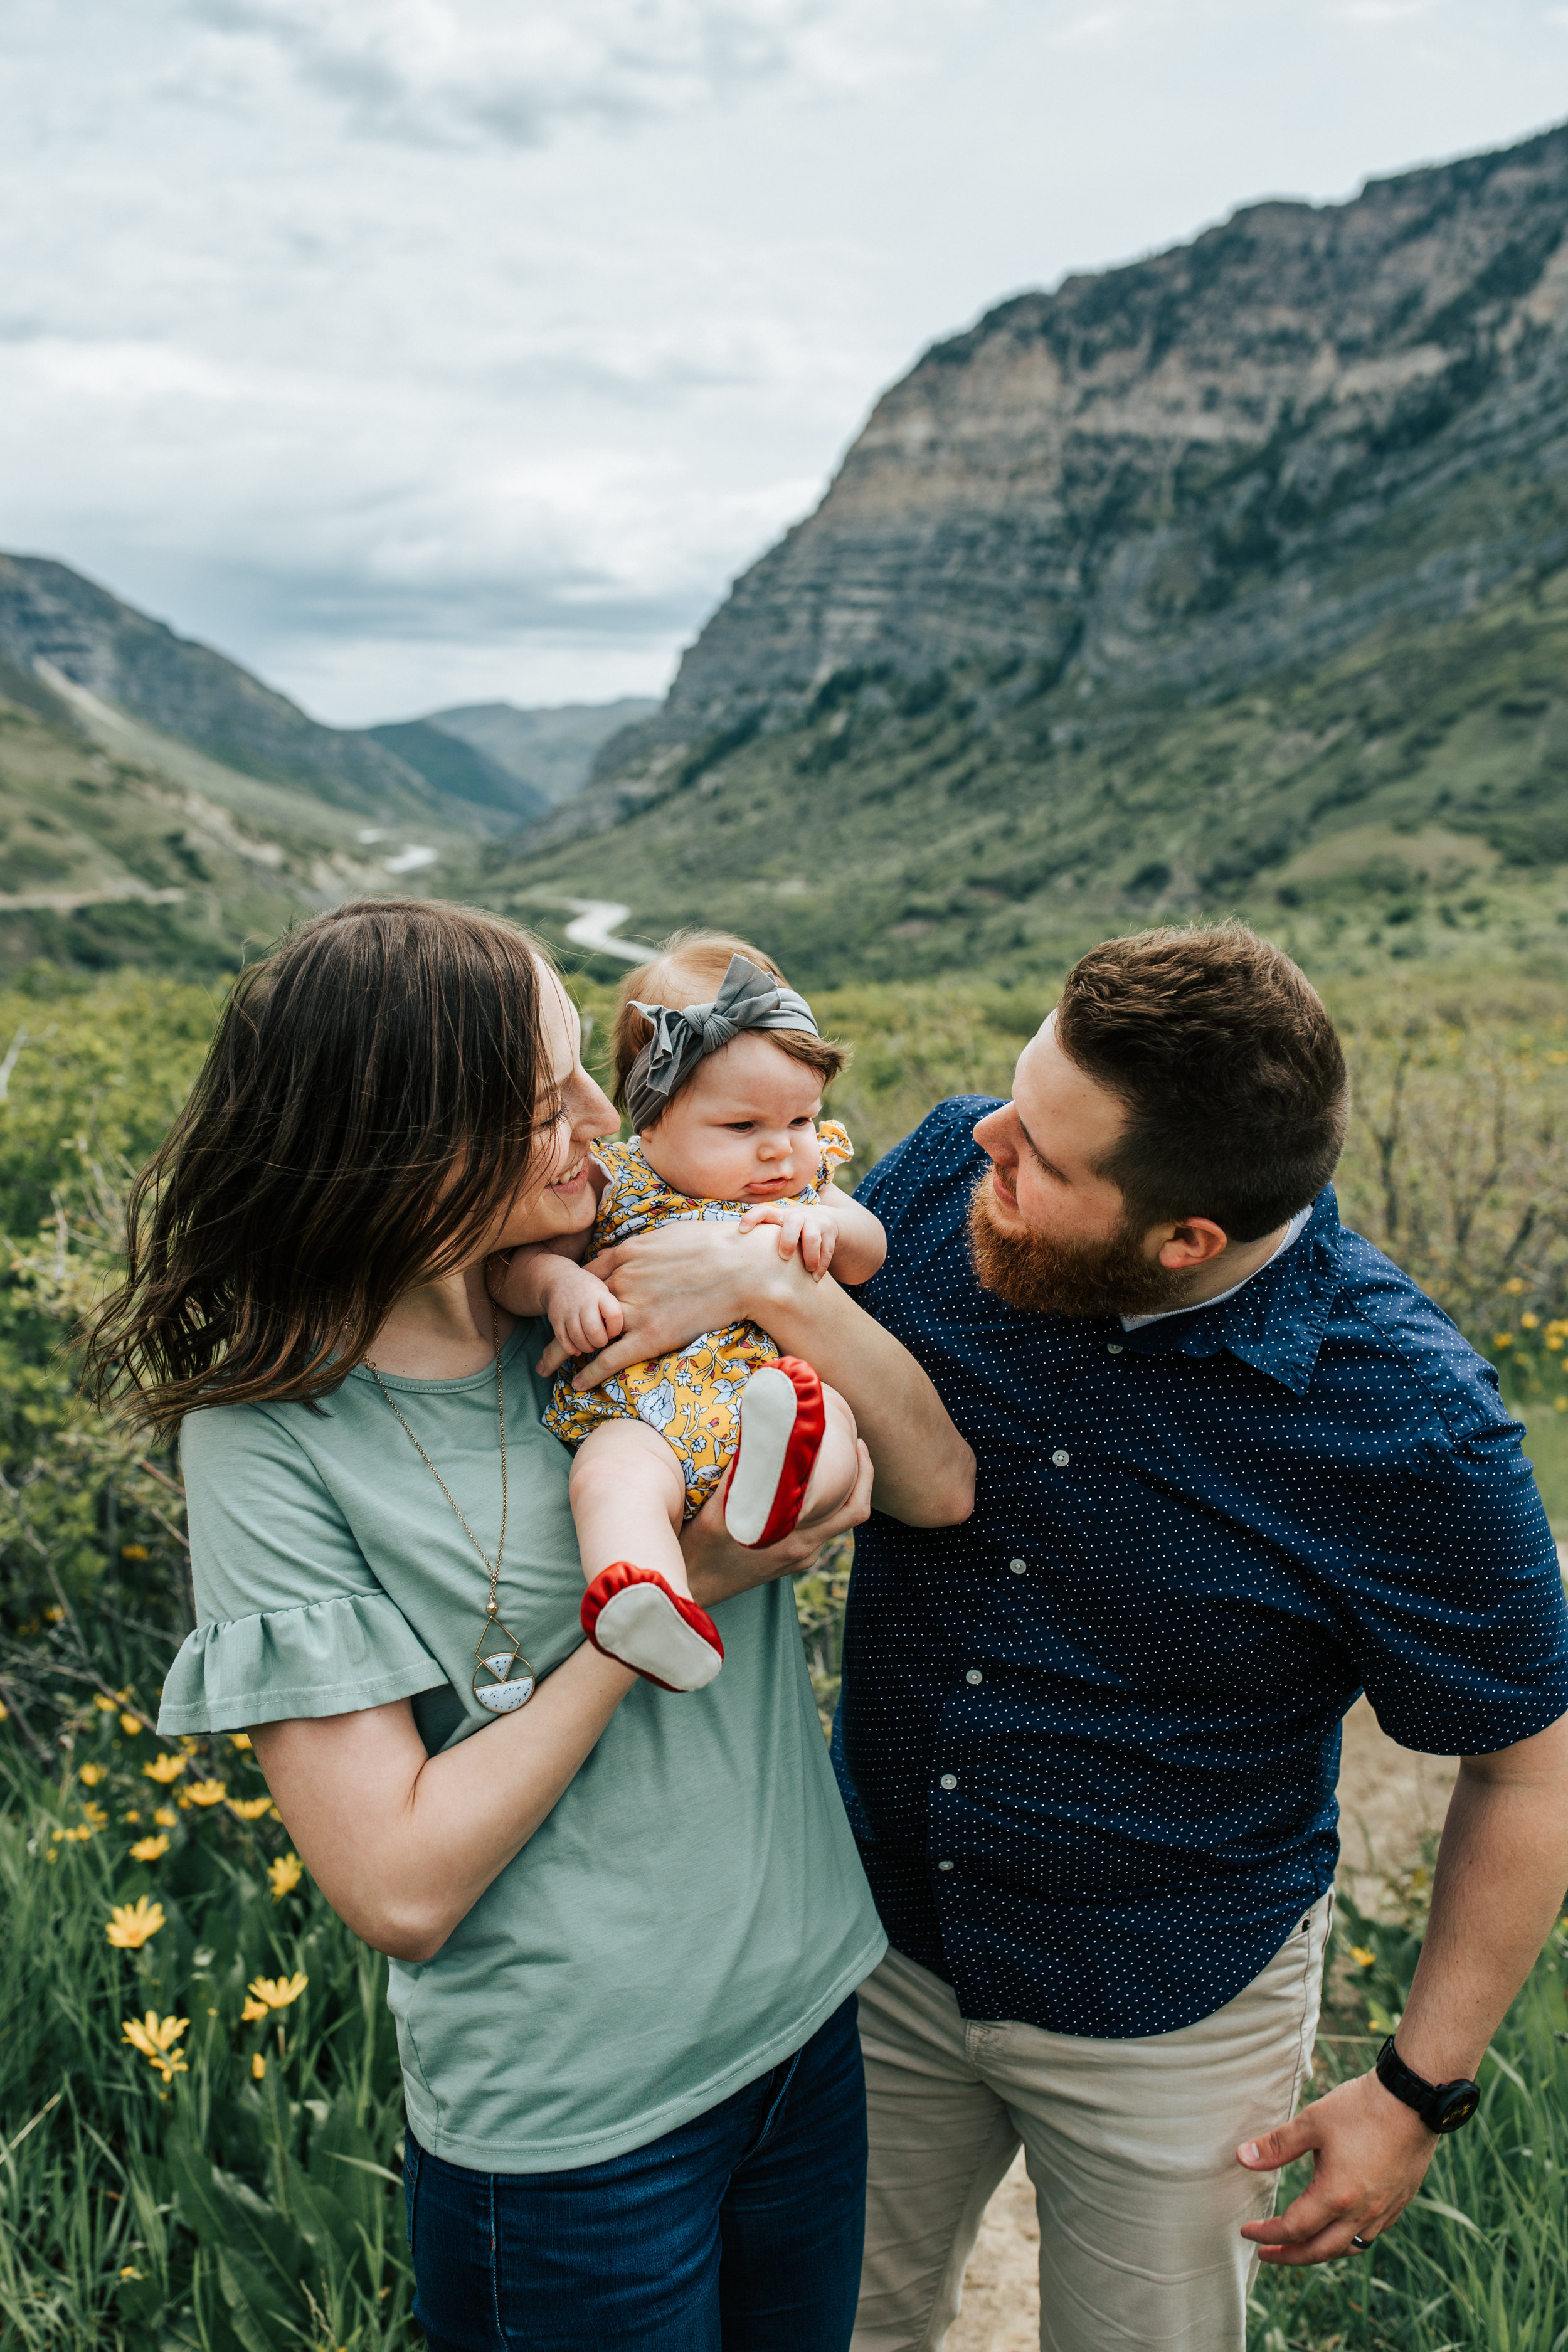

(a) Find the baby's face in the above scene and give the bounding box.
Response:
[640,1031,824,1202]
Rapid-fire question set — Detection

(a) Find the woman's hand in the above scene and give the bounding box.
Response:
[682,1441,874,1609]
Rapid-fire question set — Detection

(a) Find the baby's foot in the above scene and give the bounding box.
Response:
[723,1357,827,1549]
[580,1564,724,1692]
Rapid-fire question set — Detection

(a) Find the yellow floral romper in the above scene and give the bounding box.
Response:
[543,1121,854,1519]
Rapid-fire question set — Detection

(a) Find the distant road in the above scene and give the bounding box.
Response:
[560,899,652,965]
[0,883,187,914]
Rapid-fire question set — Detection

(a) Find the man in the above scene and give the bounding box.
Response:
[838,921,1568,2352]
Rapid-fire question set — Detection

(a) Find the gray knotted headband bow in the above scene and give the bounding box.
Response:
[622,953,819,1133]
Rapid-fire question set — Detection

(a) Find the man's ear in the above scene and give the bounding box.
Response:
[1153,1217,1231,1272]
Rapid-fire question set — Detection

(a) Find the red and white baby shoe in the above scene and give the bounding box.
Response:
[723,1356,827,1549]
[580,1564,725,1692]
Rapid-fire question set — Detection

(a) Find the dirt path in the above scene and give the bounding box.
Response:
[943,1698,1458,2351]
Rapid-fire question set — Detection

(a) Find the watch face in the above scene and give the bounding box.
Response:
[1435,2084,1480,2133]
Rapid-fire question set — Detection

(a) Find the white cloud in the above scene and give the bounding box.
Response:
[179,0,917,148]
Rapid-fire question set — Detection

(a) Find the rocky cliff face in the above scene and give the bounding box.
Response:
[594,120,1568,781]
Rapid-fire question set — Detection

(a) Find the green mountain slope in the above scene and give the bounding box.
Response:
[495,572,1568,989]
[0,660,487,976]
[426,699,658,806]
[496,120,1568,991]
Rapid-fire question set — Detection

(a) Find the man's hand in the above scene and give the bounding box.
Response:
[681,1439,873,1608]
[738,1198,840,1278]
[1239,2069,1440,2263]
[538,1220,793,1384]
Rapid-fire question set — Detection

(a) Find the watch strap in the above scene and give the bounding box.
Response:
[1375,2037,1481,2133]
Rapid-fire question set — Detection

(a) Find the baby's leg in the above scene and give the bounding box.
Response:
[801,1383,861,1523]
[569,1420,691,1596]
[571,1421,726,1692]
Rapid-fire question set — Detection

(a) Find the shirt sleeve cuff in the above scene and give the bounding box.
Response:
[157,1590,447,1734]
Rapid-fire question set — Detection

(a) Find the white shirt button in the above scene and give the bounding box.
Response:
[966,1668,983,1685]
[940,1772,958,1789]
[1106,1342,1123,1355]
[1009,1557,1027,1574]
[1051,1449,1070,1467]
[937,1859,955,1871]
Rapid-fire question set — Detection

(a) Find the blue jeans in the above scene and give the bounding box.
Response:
[404,1993,867,2351]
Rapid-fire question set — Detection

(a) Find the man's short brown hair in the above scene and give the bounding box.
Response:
[610,930,849,1122]
[1054,921,1347,1243]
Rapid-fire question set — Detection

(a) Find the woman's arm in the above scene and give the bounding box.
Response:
[536,1220,973,1529]
[250,1641,635,1963]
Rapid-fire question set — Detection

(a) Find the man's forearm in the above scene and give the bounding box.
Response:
[756,1271,973,1527]
[1395,1723,1568,2082]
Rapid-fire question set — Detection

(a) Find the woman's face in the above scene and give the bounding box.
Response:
[484,965,618,1253]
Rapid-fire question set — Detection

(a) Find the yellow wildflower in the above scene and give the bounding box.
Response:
[1505,1276,1527,1296]
[120,2266,142,2280]
[83,1801,110,1829]
[185,1779,228,1808]
[120,1714,142,1737]
[245,1971,308,2012]
[106,1897,166,1950]
[0,1700,7,1723]
[45,1604,64,1623]
[252,2052,267,2080]
[93,1693,119,1713]
[241,1995,269,2023]
[129,1834,170,1862]
[178,1737,201,1754]
[53,1824,93,1843]
[1523,1312,1540,1330]
[78,1761,107,1787]
[153,1806,177,1828]
[1350,1946,1377,1968]
[121,1544,149,1561]
[229,1795,272,1821]
[124,1809,141,1824]
[268,1853,304,1901]
[1495,1333,1515,1348]
[121,2010,189,2083]
[142,1754,185,1784]
[1549,1335,1564,1352]
[230,1732,253,1752]
[1557,1397,1567,1413]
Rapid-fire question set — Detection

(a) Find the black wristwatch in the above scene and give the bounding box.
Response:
[1374,2037,1481,2134]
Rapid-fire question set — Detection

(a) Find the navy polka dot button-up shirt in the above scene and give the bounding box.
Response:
[835,1098,1568,2038]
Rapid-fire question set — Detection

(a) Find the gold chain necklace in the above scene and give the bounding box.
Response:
[366,1301,535,1714]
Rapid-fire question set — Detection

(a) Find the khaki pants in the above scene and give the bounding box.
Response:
[854,1893,1331,2352]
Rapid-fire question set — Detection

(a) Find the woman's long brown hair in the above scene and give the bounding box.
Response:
[83,899,558,1436]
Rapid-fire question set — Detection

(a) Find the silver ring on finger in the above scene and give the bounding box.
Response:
[1349,2233,1374,2252]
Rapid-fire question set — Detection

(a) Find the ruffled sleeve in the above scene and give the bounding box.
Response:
[817,1120,855,1184]
[158,1589,445,1734]
[157,1399,448,1737]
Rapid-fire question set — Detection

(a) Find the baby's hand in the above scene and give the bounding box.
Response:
[738,1199,840,1279]
[539,1260,626,1362]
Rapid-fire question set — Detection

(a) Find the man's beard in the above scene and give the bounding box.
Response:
[967,1173,1192,1320]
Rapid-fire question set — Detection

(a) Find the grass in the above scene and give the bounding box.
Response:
[1249,1888,1568,2351]
[0,1693,413,2351]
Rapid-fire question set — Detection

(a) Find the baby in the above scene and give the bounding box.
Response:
[495,931,886,1692]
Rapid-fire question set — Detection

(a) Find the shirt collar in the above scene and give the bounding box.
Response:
[1114,1188,1343,1394]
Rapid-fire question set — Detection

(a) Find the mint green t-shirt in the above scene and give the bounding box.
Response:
[159,1325,885,2173]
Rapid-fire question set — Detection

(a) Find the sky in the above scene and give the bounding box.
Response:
[4,2,1568,727]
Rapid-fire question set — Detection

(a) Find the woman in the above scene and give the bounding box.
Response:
[87,899,973,2352]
